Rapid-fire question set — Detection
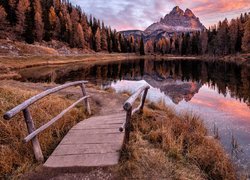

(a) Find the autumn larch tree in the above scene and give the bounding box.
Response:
[70,8,80,47]
[76,23,85,48]
[34,0,44,42]
[95,27,101,52]
[16,0,30,35]
[101,22,108,50]
[49,6,57,37]
[242,17,250,52]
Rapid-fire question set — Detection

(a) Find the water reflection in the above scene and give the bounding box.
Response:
[20,59,250,107]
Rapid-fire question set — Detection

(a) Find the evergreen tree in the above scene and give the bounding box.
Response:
[23,4,34,43]
[229,19,238,54]
[0,5,7,30]
[6,0,17,25]
[139,37,145,55]
[216,19,230,55]
[200,31,208,54]
[16,0,30,35]
[242,18,250,52]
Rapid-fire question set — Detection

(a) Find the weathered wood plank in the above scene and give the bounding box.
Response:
[44,153,120,167]
[51,144,121,156]
[72,124,123,130]
[60,133,124,144]
[69,128,122,134]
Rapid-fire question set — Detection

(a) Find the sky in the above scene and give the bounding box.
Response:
[70,0,250,31]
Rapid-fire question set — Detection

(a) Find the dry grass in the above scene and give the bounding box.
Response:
[117,102,236,179]
[0,85,88,179]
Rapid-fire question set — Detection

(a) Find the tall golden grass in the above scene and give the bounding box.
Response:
[117,103,236,179]
[0,85,87,179]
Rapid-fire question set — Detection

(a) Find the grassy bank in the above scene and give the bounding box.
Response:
[116,103,236,179]
[0,83,89,179]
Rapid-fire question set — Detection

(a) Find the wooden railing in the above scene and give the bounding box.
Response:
[3,80,91,162]
[120,85,150,142]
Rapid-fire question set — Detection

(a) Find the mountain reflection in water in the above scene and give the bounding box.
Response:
[37,59,249,107]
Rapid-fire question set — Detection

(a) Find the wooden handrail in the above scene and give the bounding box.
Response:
[123,85,150,111]
[3,80,88,120]
[24,95,90,143]
[120,85,150,142]
[3,80,91,162]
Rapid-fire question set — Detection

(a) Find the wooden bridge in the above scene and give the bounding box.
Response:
[3,81,149,168]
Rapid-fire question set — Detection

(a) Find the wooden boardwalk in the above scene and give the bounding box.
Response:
[3,81,150,169]
[44,112,126,168]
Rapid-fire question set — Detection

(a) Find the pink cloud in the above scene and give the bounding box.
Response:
[192,0,250,15]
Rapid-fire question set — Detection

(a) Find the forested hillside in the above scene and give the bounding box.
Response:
[0,0,249,56]
[143,13,250,55]
[0,0,137,53]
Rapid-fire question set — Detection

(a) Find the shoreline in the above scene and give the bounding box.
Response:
[0,53,249,81]
[0,53,249,70]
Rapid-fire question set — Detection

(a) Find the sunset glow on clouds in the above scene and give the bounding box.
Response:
[70,0,250,31]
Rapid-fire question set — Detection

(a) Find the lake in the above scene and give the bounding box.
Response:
[19,59,250,173]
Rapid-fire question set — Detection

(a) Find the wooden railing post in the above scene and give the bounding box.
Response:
[80,83,91,115]
[124,107,132,143]
[139,88,149,113]
[22,108,44,162]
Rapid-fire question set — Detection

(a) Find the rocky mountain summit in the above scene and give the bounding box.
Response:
[120,6,206,40]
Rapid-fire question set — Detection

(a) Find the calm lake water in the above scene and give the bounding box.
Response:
[19,59,250,172]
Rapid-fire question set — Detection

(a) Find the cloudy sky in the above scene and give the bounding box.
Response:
[70,0,250,31]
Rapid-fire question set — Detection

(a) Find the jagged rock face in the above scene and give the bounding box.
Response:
[145,6,205,34]
[120,6,206,41]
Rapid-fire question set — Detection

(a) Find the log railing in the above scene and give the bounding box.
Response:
[3,80,91,162]
[120,85,150,142]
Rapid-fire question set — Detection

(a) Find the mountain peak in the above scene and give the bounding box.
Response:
[170,6,184,16]
[146,6,205,33]
[184,8,195,18]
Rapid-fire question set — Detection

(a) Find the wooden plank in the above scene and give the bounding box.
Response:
[85,113,126,120]
[60,133,124,144]
[79,117,125,125]
[51,144,122,156]
[72,124,123,130]
[44,153,120,168]
[69,128,121,134]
